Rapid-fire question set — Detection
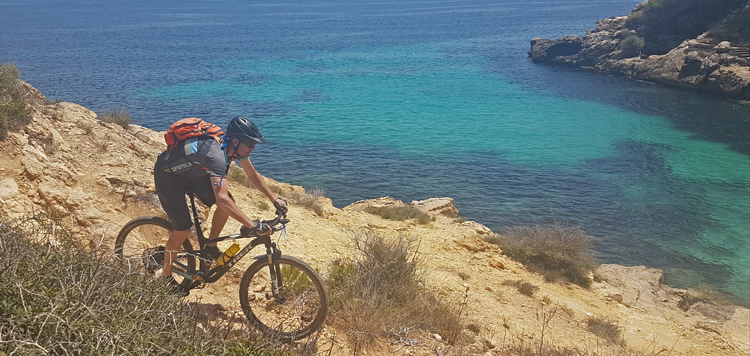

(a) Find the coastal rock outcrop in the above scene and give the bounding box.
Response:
[528,1,750,99]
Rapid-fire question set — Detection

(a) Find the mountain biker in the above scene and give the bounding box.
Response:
[153,116,288,285]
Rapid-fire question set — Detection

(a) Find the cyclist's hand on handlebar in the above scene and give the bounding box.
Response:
[274,197,288,213]
[242,219,271,237]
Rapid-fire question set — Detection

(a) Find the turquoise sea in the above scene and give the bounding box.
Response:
[1,0,748,302]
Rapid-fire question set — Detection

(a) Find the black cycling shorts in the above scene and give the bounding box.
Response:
[154,168,232,231]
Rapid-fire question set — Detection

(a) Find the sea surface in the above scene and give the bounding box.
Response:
[2,0,748,302]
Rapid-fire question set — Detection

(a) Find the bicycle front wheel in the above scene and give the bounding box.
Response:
[239,255,328,340]
[114,216,197,288]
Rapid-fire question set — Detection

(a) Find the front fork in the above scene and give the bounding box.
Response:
[267,243,285,302]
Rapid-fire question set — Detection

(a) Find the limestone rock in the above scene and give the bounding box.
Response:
[527,6,750,99]
[595,264,664,308]
[0,178,19,200]
[411,197,458,216]
[343,196,405,211]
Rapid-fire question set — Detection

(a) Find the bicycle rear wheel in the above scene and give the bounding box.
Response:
[239,255,328,340]
[114,216,197,288]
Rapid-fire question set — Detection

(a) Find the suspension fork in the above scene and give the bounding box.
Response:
[266,243,285,301]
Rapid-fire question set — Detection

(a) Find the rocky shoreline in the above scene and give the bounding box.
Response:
[528,2,750,99]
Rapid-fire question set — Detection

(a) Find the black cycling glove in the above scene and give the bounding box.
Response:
[241,219,271,237]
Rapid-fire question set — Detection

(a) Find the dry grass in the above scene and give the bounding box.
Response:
[288,187,326,216]
[487,223,597,288]
[0,215,290,356]
[98,107,131,129]
[325,230,464,353]
[502,279,539,297]
[586,316,623,345]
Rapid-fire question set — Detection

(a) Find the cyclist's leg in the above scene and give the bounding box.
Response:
[154,169,196,276]
[192,177,235,244]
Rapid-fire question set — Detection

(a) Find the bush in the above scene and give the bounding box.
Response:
[0,63,32,140]
[586,316,623,345]
[502,279,539,297]
[0,216,289,356]
[288,187,326,216]
[325,231,464,352]
[706,4,750,43]
[620,35,645,57]
[364,205,433,224]
[98,107,131,129]
[625,0,747,54]
[486,223,597,288]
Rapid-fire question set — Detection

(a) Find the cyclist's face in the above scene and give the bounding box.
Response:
[236,139,255,158]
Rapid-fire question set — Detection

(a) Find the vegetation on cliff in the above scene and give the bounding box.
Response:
[0,64,32,140]
[0,217,289,356]
[625,0,749,54]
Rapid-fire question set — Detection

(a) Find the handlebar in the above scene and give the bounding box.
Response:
[263,209,289,231]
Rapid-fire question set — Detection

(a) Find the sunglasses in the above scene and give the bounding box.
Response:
[242,140,256,149]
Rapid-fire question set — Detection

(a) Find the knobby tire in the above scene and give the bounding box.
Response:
[239,255,328,340]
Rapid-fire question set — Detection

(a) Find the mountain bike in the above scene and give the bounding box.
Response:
[114,192,328,340]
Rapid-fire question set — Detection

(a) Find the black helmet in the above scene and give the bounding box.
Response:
[225,116,266,144]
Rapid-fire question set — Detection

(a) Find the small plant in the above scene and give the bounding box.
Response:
[487,223,597,288]
[258,201,270,211]
[586,315,623,344]
[0,63,32,141]
[75,121,93,134]
[466,323,481,333]
[364,205,433,224]
[502,279,539,297]
[620,35,645,57]
[37,136,57,156]
[98,107,131,129]
[288,187,326,216]
[94,136,110,152]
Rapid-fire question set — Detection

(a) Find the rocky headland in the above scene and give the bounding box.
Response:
[1,81,749,355]
[528,1,750,99]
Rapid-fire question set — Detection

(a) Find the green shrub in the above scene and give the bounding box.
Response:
[0,215,289,356]
[586,315,623,345]
[98,107,131,129]
[620,35,645,57]
[325,231,464,352]
[0,63,32,141]
[706,4,750,43]
[625,0,747,53]
[487,223,597,288]
[364,205,433,224]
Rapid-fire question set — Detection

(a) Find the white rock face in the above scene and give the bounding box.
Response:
[0,178,19,200]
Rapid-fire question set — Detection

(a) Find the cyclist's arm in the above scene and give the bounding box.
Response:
[210,175,257,228]
[238,159,279,204]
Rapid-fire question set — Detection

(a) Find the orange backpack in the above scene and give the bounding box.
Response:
[164,118,224,153]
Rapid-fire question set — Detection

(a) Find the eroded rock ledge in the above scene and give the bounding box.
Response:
[528,4,750,99]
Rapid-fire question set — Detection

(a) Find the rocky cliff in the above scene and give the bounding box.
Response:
[1,81,749,355]
[528,1,750,99]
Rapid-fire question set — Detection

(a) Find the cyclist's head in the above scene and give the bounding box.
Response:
[225,116,266,146]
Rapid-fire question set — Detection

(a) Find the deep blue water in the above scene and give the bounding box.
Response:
[2,0,748,302]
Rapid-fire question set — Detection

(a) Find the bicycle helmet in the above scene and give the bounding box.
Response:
[225,116,267,144]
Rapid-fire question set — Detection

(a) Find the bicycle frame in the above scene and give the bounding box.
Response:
[175,193,285,290]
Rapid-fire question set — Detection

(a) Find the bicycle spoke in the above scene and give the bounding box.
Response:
[240,256,327,339]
